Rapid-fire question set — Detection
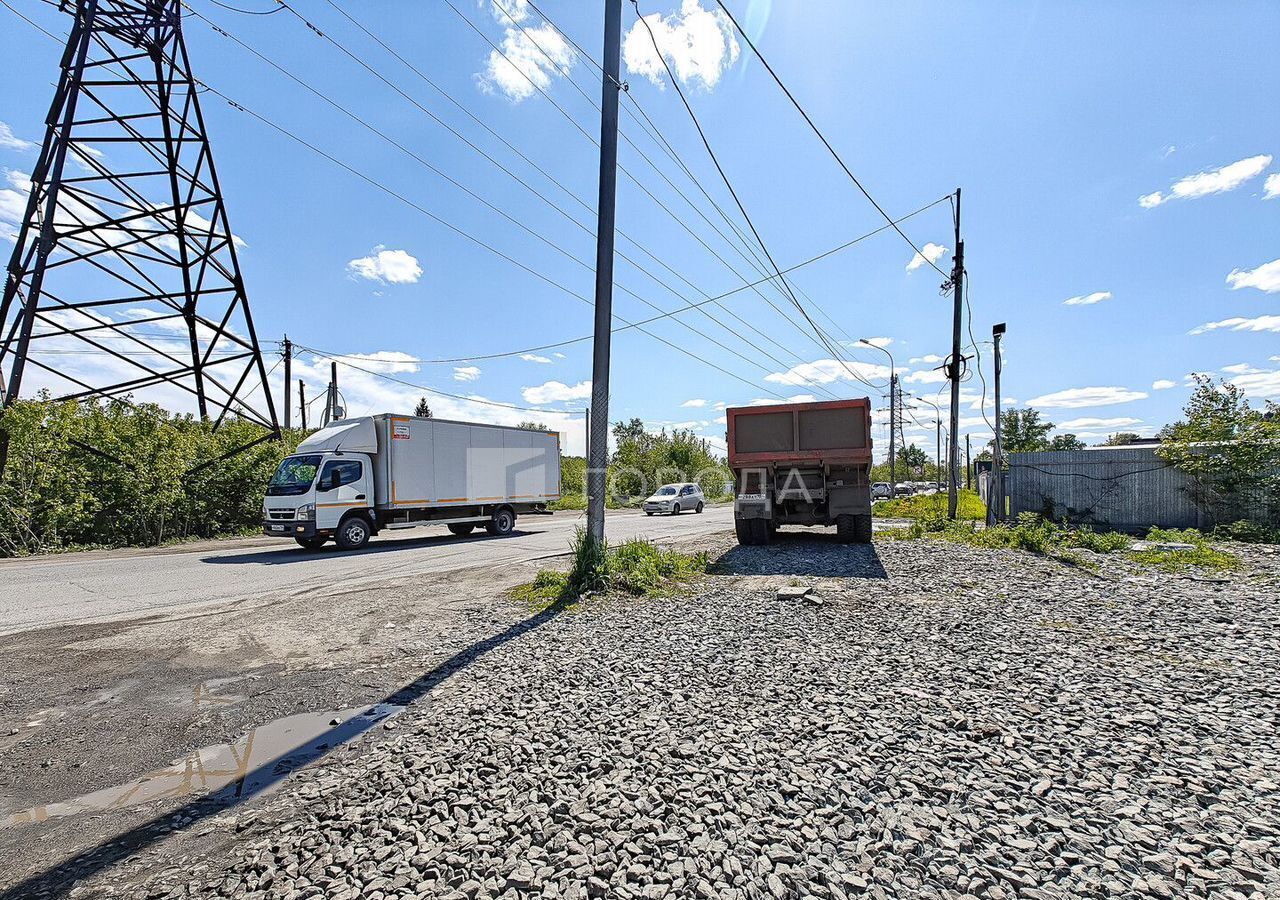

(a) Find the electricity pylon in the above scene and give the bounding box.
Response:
[0,0,279,451]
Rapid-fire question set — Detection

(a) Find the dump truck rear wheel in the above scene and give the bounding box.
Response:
[447,523,475,536]
[750,518,771,544]
[734,517,755,545]
[853,514,873,544]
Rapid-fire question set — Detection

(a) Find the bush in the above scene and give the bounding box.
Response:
[1211,519,1280,545]
[0,398,298,556]
[1132,527,1239,572]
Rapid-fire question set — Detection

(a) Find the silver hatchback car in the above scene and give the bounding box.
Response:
[643,483,705,516]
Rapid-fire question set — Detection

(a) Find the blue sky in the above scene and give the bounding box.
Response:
[2,0,1278,458]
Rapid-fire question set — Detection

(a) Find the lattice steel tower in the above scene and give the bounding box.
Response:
[0,0,279,439]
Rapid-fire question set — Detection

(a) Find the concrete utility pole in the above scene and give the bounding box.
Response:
[989,322,1006,525]
[282,335,292,430]
[585,0,623,545]
[298,380,307,430]
[965,433,972,490]
[889,374,897,496]
[947,188,965,519]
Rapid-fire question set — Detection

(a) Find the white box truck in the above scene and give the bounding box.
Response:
[261,414,561,550]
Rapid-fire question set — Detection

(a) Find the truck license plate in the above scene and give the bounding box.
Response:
[738,493,766,502]
[269,525,286,532]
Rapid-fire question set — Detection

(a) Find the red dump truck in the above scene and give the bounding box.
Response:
[727,398,874,545]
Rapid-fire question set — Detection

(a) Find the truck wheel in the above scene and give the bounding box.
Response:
[734,517,756,546]
[447,523,475,536]
[486,507,515,536]
[295,536,326,551]
[695,501,704,514]
[336,515,371,550]
[751,518,772,544]
[854,514,873,544]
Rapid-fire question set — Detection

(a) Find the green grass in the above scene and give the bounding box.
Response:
[511,528,709,609]
[873,488,986,520]
[1130,527,1241,572]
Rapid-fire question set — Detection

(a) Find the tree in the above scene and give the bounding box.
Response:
[611,417,646,444]
[897,445,928,473]
[515,421,548,431]
[1158,375,1280,521]
[414,398,432,418]
[1048,433,1086,451]
[1102,432,1142,446]
[999,408,1054,453]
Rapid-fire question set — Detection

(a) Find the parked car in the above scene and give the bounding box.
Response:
[894,483,914,497]
[871,481,891,501]
[643,483,705,516]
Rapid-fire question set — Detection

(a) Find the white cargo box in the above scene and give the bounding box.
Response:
[370,415,560,510]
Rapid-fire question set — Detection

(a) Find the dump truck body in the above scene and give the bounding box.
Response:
[726,398,873,545]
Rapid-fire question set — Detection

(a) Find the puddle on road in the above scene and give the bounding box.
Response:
[2,702,404,829]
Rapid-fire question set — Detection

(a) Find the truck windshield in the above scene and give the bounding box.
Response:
[266,454,322,496]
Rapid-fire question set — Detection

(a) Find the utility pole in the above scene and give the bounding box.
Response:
[585,0,623,546]
[282,335,292,430]
[888,374,897,497]
[990,322,1006,525]
[965,433,972,490]
[298,380,307,430]
[947,188,964,518]
[330,361,340,423]
[936,416,942,488]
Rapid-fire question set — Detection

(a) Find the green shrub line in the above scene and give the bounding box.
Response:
[884,511,1241,571]
[512,528,709,609]
[873,489,986,521]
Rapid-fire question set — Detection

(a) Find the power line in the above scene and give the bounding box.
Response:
[289,197,948,365]
[629,1,883,391]
[446,0,861,376]
[712,0,950,281]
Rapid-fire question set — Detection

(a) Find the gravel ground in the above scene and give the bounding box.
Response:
[12,535,1280,900]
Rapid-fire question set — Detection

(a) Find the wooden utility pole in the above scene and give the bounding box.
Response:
[585,0,623,545]
[298,380,307,430]
[965,433,972,490]
[947,188,964,518]
[282,335,292,430]
[330,361,339,423]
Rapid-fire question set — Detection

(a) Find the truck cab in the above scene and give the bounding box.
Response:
[263,450,375,550]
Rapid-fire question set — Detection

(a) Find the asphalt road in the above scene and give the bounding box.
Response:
[0,506,736,637]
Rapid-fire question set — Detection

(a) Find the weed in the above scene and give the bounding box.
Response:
[1130,527,1240,572]
[512,529,709,609]
[873,489,986,521]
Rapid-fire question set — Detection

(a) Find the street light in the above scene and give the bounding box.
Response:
[858,339,897,495]
[910,393,947,490]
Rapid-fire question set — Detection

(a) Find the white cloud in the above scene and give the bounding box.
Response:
[1152,379,1176,390]
[1221,362,1263,375]
[680,398,707,407]
[908,354,943,365]
[521,379,591,404]
[1265,173,1280,201]
[1025,386,1148,409]
[1138,154,1272,207]
[553,352,566,359]
[904,369,946,384]
[1228,369,1280,401]
[749,394,817,406]
[452,366,481,382]
[520,353,553,364]
[1063,291,1112,306]
[1056,417,1142,429]
[1225,258,1280,294]
[1189,315,1280,335]
[623,0,740,90]
[906,242,947,272]
[0,122,34,152]
[764,358,890,387]
[346,246,422,285]
[478,8,576,103]
[861,336,893,348]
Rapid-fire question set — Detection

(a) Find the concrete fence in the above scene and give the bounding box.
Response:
[1006,446,1277,532]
